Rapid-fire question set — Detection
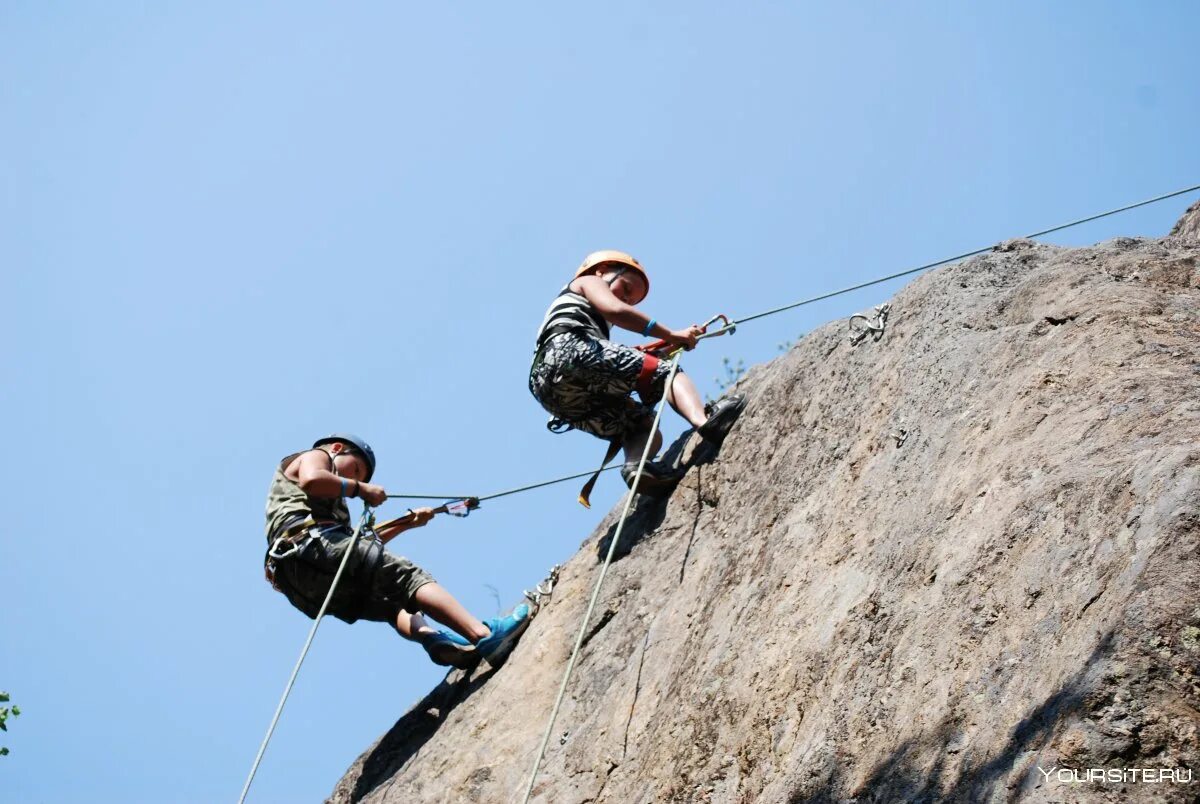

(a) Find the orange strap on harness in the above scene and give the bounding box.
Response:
[635,352,660,397]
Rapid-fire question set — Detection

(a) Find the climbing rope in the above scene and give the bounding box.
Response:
[239,506,375,804]
[385,465,623,504]
[520,353,685,804]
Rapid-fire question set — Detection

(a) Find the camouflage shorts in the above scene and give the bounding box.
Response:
[528,331,677,440]
[270,525,434,626]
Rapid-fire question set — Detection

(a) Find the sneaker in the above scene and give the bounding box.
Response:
[620,460,684,497]
[476,604,532,666]
[420,629,478,668]
[697,394,747,444]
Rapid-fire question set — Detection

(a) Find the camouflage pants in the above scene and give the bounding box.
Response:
[269,524,434,626]
[529,331,678,440]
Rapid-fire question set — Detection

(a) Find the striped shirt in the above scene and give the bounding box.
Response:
[534,284,611,348]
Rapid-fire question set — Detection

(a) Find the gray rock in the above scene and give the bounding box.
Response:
[1169,199,1200,242]
[329,203,1200,803]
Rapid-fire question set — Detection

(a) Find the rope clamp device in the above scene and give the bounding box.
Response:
[442,497,480,517]
[523,564,562,609]
[849,303,892,346]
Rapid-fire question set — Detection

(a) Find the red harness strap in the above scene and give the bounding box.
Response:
[635,353,661,396]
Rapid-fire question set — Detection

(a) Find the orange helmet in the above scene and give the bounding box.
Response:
[574,250,650,303]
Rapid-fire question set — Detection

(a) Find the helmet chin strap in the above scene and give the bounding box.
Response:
[317,446,342,478]
[603,265,628,287]
[603,265,632,301]
[321,444,370,481]
[322,445,364,481]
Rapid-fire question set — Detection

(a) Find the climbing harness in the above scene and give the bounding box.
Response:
[849,303,891,346]
[265,498,478,614]
[240,505,376,804]
[266,516,317,567]
[521,351,684,804]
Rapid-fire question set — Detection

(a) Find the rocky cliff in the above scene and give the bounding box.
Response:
[1170,200,1200,242]
[331,205,1200,803]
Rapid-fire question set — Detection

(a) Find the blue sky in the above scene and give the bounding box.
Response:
[2,3,1197,802]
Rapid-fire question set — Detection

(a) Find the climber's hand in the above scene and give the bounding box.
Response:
[407,507,436,527]
[665,325,703,350]
[358,483,388,507]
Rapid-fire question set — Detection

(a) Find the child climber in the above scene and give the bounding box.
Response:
[264,433,529,669]
[529,250,746,497]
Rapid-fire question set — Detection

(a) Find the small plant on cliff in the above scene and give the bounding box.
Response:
[709,339,796,400]
[0,691,20,756]
[711,356,746,401]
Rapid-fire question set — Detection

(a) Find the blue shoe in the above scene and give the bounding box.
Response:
[476,604,532,666]
[421,629,478,668]
[439,628,472,646]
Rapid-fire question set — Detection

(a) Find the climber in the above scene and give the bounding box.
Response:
[263,433,530,669]
[529,250,746,496]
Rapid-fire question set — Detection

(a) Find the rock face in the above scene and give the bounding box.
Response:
[331,206,1200,804]
[1170,200,1200,241]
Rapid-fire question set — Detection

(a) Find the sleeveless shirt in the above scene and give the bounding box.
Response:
[264,451,351,540]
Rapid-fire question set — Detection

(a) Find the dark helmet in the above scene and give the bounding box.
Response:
[313,433,376,481]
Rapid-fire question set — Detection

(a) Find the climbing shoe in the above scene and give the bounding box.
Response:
[620,460,684,497]
[476,604,532,667]
[420,629,478,669]
[697,393,747,445]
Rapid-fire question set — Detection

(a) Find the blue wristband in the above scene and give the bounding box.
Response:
[340,478,348,497]
[642,318,657,337]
